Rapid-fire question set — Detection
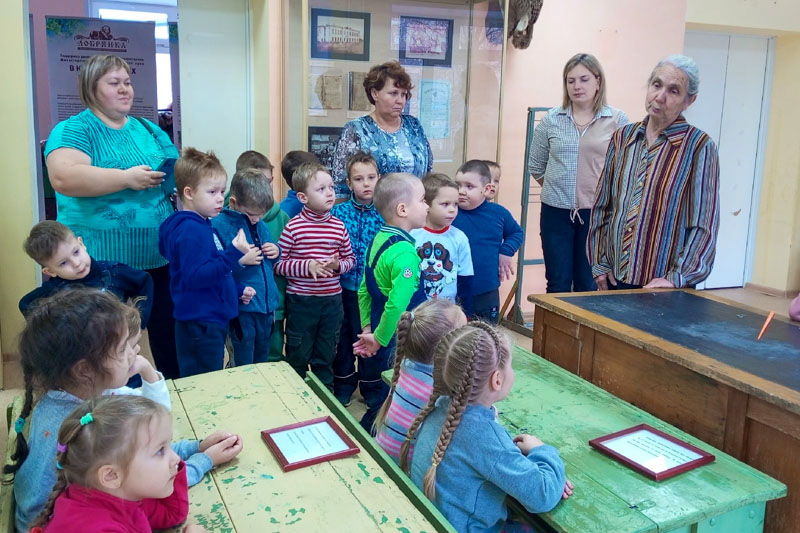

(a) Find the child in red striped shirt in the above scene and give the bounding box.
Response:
[274,163,356,388]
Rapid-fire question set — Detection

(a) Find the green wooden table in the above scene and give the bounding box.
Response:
[382,347,786,532]
[168,362,454,532]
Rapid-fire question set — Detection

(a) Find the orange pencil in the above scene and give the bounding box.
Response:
[757,311,775,341]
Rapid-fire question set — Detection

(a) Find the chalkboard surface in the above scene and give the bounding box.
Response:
[561,292,800,392]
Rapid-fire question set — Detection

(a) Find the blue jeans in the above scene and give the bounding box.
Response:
[540,203,597,293]
[230,312,274,366]
[175,320,227,377]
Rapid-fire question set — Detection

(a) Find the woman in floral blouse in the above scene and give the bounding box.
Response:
[331,61,433,199]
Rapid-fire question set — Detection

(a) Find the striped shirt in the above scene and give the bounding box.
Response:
[587,116,720,288]
[529,105,628,210]
[376,358,434,464]
[274,208,356,295]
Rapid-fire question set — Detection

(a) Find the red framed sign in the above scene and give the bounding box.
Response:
[261,416,360,472]
[589,423,715,481]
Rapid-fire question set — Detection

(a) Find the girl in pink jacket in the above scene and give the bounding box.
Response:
[30,395,206,533]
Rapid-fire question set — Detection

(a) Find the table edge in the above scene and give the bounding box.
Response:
[527,290,800,414]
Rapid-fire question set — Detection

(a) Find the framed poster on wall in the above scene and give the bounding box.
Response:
[308,126,343,168]
[310,9,370,61]
[398,16,453,68]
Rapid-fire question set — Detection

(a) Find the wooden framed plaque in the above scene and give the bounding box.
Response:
[589,424,715,481]
[261,416,360,472]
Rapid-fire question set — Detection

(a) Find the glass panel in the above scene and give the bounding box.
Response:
[285,0,505,190]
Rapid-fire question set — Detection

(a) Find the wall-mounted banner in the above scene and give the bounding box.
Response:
[45,16,158,127]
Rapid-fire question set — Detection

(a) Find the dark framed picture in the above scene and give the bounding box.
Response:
[261,416,360,472]
[589,423,715,481]
[399,16,453,68]
[308,126,343,169]
[310,9,370,61]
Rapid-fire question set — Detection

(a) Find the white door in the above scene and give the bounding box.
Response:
[683,31,772,289]
[177,0,252,176]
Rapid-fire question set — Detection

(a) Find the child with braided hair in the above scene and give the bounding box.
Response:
[404,323,573,532]
[30,395,206,532]
[9,288,242,533]
[374,299,466,462]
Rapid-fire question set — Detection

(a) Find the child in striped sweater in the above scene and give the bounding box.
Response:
[274,162,356,388]
[375,299,466,463]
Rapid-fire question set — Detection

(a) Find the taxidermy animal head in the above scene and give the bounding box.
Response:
[508,0,544,50]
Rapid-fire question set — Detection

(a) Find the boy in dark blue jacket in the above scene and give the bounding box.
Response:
[452,160,523,324]
[19,220,153,323]
[159,148,262,377]
[213,168,281,366]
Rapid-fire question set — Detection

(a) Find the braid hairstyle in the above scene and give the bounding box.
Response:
[399,325,468,473]
[418,321,510,499]
[30,395,169,529]
[373,300,463,434]
[4,287,132,476]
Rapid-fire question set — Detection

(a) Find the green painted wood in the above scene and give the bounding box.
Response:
[508,465,657,532]
[674,502,766,533]
[171,362,443,532]
[305,371,456,533]
[502,346,786,532]
[167,382,235,532]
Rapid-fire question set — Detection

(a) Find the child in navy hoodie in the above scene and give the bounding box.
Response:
[452,160,523,323]
[159,148,262,377]
[212,168,281,366]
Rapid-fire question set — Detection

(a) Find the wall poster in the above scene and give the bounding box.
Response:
[45,17,158,126]
[419,79,450,139]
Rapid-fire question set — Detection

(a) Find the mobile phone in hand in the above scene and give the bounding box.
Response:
[157,158,178,196]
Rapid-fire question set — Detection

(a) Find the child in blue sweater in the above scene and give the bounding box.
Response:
[404,323,573,532]
[212,168,281,366]
[158,148,262,377]
[331,151,384,405]
[9,288,242,533]
[452,160,523,323]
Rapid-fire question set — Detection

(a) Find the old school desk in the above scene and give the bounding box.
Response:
[528,289,800,533]
[381,347,785,532]
[168,362,454,532]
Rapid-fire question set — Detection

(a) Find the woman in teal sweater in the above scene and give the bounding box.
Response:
[45,54,180,378]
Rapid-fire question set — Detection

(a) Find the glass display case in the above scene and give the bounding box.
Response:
[283,0,507,183]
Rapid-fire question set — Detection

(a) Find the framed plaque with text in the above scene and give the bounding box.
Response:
[589,424,715,481]
[262,416,359,472]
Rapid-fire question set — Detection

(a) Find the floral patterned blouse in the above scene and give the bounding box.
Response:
[331,114,434,198]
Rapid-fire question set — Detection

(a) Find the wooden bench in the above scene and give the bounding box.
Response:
[529,289,800,532]
[168,362,454,532]
[382,346,785,532]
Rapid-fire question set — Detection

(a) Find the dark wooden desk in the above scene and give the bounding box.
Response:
[528,289,800,533]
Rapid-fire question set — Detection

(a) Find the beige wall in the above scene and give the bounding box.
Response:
[497,0,688,311]
[686,0,800,34]
[749,35,800,292]
[686,0,800,293]
[0,0,39,385]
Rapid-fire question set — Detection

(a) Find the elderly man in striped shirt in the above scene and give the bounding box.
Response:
[587,54,720,290]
